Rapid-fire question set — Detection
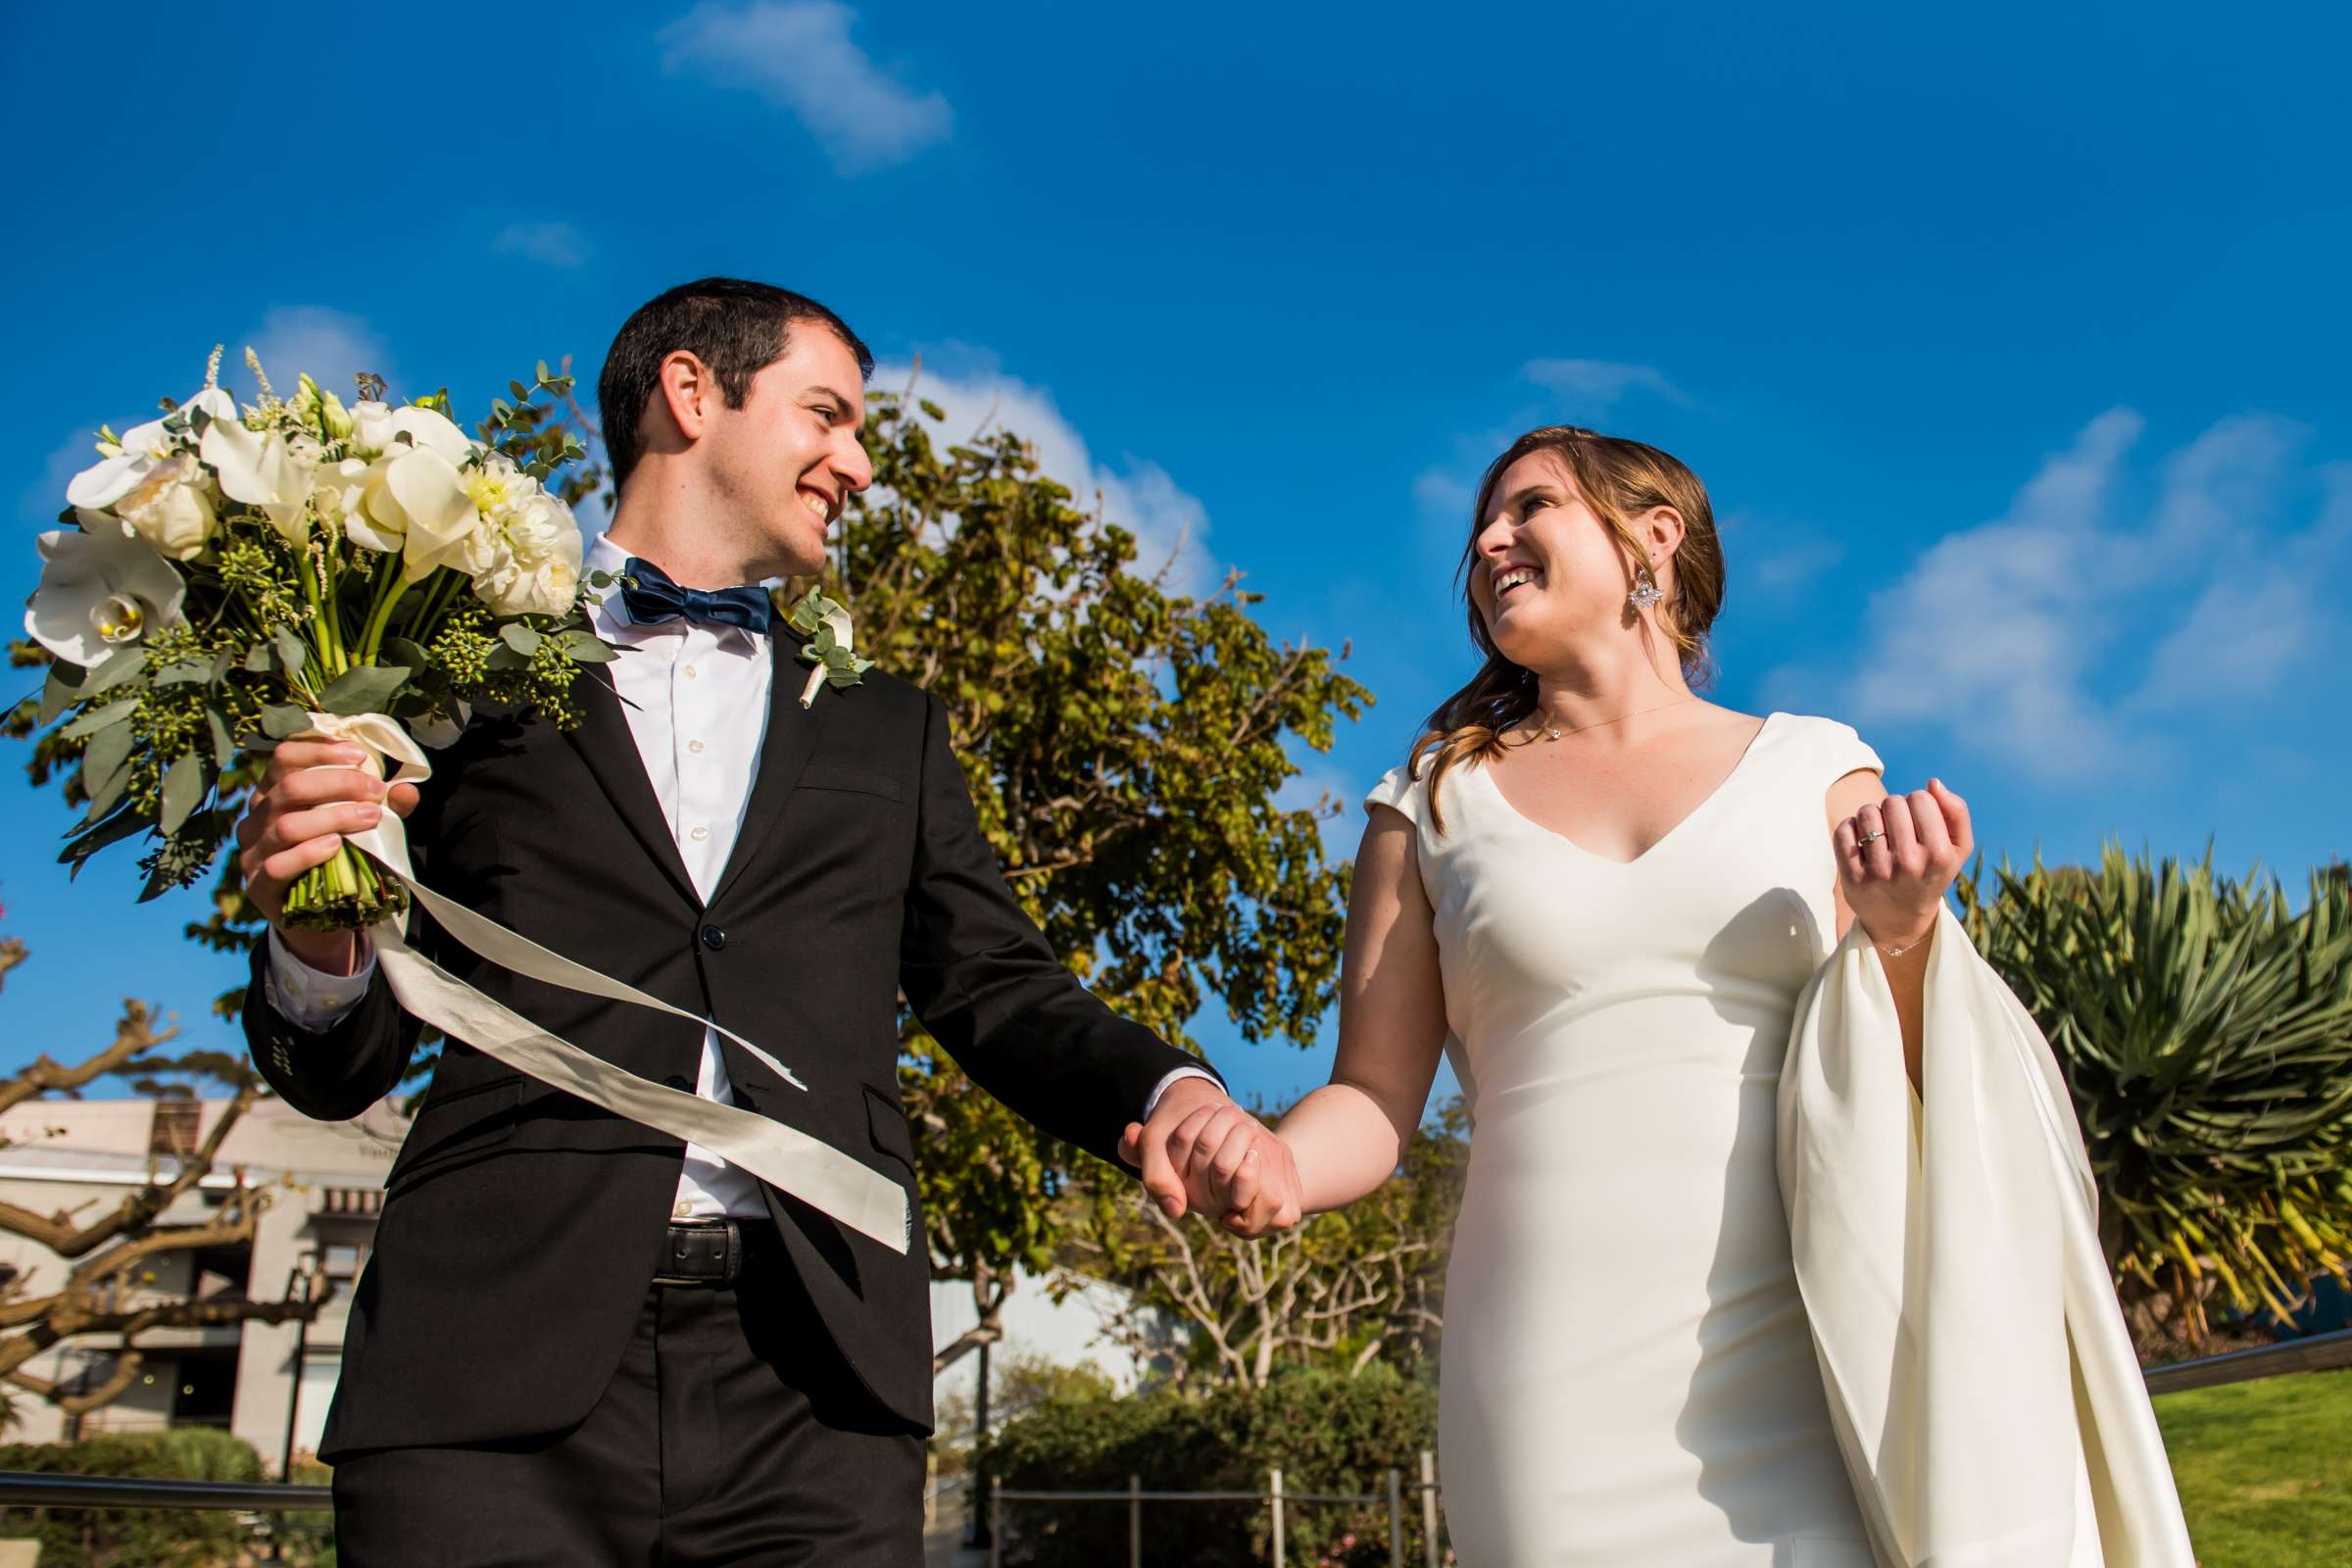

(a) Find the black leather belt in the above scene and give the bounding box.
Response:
[653,1217,776,1289]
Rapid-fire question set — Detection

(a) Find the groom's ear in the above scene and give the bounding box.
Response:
[652,351,719,447]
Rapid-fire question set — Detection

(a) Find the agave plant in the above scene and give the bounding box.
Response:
[1956,848,2352,1346]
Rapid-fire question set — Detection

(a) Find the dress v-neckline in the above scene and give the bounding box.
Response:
[1475,710,1784,868]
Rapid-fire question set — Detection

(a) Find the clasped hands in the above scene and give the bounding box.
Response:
[1119,1077,1304,1240]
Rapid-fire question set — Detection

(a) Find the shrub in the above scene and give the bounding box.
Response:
[985,1364,1446,1566]
[0,1427,264,1566]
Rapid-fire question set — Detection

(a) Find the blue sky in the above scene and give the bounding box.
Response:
[3,3,2347,1115]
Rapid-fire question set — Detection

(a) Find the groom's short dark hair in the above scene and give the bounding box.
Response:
[598,278,874,493]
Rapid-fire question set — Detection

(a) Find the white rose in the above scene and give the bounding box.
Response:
[347,400,399,459]
[24,526,188,666]
[115,455,218,560]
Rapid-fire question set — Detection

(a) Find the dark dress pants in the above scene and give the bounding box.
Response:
[330,1242,927,1566]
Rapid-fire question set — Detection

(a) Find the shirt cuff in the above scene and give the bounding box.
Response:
[264,927,376,1035]
[1142,1065,1223,1123]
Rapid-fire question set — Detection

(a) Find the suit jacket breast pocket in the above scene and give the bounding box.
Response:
[798,764,906,804]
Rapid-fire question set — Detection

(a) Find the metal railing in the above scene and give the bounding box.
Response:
[0,1325,2339,1553]
[991,1451,1445,1568]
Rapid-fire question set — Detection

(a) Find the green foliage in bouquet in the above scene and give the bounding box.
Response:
[1957,848,2352,1344]
[13,350,613,935]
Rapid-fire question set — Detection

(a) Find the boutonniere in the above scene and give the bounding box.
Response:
[786,587,875,709]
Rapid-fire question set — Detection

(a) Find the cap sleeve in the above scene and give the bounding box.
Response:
[1814,717,1885,784]
[1363,760,1426,829]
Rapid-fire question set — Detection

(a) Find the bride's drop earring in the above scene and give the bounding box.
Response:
[1629,561,1664,612]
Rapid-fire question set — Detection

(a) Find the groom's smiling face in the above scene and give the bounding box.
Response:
[705,323,873,578]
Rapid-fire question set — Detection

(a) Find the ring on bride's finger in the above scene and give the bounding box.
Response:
[1857,828,1886,847]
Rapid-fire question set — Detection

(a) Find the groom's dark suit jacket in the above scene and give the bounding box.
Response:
[244,634,1211,1459]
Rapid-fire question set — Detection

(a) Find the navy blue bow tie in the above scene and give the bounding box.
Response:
[618,557,775,635]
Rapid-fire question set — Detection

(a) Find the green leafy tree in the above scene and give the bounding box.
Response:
[1956,845,2352,1351]
[799,378,1370,1370]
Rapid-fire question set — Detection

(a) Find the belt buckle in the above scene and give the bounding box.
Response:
[655,1217,739,1288]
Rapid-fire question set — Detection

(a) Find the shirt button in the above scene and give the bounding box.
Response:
[688,739,707,755]
[682,664,698,680]
[689,825,710,843]
[700,924,727,952]
[673,1200,693,1218]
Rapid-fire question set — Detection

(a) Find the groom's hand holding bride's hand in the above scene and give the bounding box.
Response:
[1119,1080,1305,1237]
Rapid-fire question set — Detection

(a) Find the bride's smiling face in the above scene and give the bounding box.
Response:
[1468,450,1664,666]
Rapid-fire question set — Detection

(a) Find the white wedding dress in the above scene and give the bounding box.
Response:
[1368,711,2192,1567]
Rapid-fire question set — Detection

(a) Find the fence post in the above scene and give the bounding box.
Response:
[1270,1466,1286,1566]
[990,1490,1003,1568]
[1420,1449,1439,1568]
[1388,1466,1403,1567]
[1130,1473,1143,1568]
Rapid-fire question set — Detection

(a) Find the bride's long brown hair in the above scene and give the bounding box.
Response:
[1412,425,1727,833]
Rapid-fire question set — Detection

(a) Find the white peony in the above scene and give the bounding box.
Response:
[114,454,219,560]
[64,388,236,513]
[469,471,583,616]
[24,526,188,666]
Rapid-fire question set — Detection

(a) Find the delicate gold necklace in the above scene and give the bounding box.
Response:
[1529,694,1697,744]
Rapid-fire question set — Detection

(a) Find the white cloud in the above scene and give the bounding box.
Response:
[494,220,591,269]
[872,359,1216,593]
[236,307,392,405]
[1830,408,2337,780]
[660,1,951,175]
[1522,358,1686,417]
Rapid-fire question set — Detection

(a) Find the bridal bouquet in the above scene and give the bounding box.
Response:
[24,350,614,930]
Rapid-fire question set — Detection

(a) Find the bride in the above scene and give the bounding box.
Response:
[1165,425,2193,1565]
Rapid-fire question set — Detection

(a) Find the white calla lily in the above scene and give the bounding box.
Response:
[24,527,188,667]
[201,416,316,543]
[386,445,488,580]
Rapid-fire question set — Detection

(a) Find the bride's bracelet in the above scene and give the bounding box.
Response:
[1872,928,1934,959]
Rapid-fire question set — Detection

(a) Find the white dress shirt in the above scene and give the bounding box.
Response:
[267,533,1214,1217]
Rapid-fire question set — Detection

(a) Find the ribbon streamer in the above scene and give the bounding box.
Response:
[307,710,910,1255]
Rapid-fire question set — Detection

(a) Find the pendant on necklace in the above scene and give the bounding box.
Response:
[1544,727,1562,742]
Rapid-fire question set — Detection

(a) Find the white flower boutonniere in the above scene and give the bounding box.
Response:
[787,587,875,709]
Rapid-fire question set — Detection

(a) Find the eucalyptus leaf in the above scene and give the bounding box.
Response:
[318,664,411,716]
[60,803,153,866]
[383,636,433,672]
[159,753,206,837]
[243,641,277,674]
[499,623,543,657]
[205,707,236,765]
[273,627,311,678]
[485,643,527,672]
[59,701,136,742]
[83,648,145,695]
[81,720,137,802]
[155,659,213,686]
[261,704,315,740]
[558,629,618,663]
[38,667,81,726]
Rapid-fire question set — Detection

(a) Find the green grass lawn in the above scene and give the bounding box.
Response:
[2156,1366,2351,1567]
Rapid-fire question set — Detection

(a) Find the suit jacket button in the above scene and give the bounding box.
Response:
[699,924,726,952]
[663,1074,693,1093]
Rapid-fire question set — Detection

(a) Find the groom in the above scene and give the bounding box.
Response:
[236,278,1257,1563]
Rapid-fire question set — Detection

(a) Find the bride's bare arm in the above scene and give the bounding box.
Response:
[1277,804,1449,1215]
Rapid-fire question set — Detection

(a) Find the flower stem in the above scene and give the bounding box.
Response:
[355,567,410,667]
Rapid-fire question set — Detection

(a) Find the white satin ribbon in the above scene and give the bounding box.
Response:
[307,710,910,1255]
[1779,907,2193,1567]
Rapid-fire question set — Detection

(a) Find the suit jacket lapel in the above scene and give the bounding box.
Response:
[561,664,703,909]
[709,631,827,906]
